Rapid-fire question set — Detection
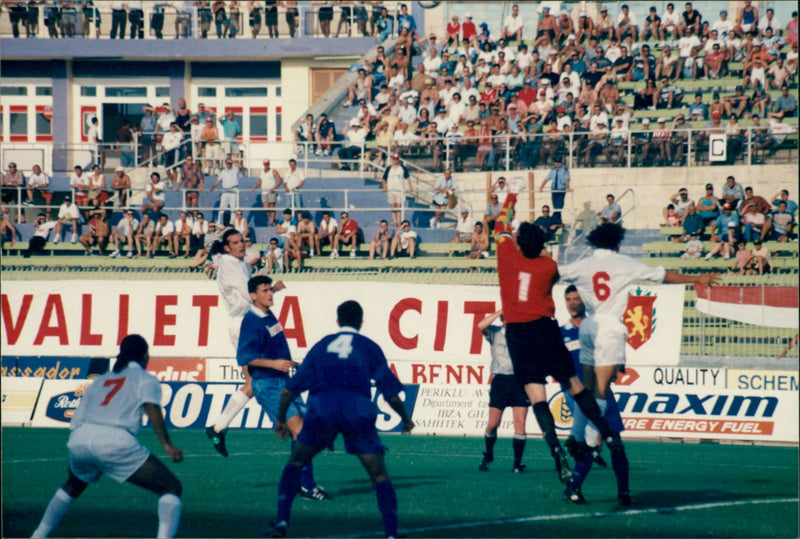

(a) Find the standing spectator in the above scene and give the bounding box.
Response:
[598,193,622,223]
[219,111,241,159]
[176,155,204,210]
[87,116,104,169]
[331,211,359,259]
[127,0,144,38]
[200,116,224,174]
[390,219,417,258]
[116,120,135,168]
[368,219,392,260]
[283,159,305,210]
[381,153,413,228]
[252,159,282,226]
[209,158,243,226]
[30,335,183,539]
[161,123,185,184]
[109,1,127,39]
[109,209,139,258]
[538,156,570,220]
[139,108,158,163]
[430,168,455,229]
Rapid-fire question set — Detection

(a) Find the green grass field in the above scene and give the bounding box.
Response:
[2,428,797,538]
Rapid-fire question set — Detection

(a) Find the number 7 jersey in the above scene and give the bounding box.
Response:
[559,249,666,318]
[69,362,162,436]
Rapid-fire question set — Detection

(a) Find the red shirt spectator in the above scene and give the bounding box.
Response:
[462,15,477,42]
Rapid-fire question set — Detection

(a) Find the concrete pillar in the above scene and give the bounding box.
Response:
[51,60,71,173]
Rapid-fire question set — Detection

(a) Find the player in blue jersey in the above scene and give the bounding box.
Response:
[238,275,330,501]
[560,285,625,504]
[265,300,415,539]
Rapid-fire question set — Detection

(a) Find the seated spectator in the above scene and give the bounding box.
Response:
[643,6,661,41]
[173,211,194,258]
[703,43,726,79]
[390,219,417,258]
[730,241,755,275]
[757,115,798,159]
[369,220,392,260]
[750,239,772,274]
[771,85,797,119]
[533,205,562,242]
[69,165,90,209]
[453,208,473,243]
[721,176,745,207]
[337,122,366,170]
[655,46,679,80]
[664,204,681,227]
[161,123,185,183]
[697,183,721,224]
[263,237,284,274]
[672,203,705,243]
[770,201,795,242]
[2,162,24,207]
[295,114,316,155]
[656,77,683,109]
[681,233,704,259]
[24,164,52,215]
[295,211,316,256]
[87,165,109,210]
[430,168,455,228]
[152,213,176,257]
[110,167,131,209]
[55,195,81,244]
[109,209,139,258]
[740,203,770,242]
[634,79,658,110]
[738,186,772,215]
[598,193,622,223]
[771,190,798,214]
[79,208,109,256]
[483,192,501,230]
[315,113,337,156]
[190,221,221,270]
[580,120,608,167]
[243,236,261,270]
[142,172,166,217]
[314,211,338,256]
[331,211,359,259]
[134,213,155,258]
[687,93,708,121]
[667,187,693,221]
[466,221,490,259]
[660,3,681,40]
[723,86,750,118]
[603,118,628,166]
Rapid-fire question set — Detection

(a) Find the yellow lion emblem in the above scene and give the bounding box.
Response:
[624,305,650,342]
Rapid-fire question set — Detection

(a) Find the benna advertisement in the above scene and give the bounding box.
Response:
[1,280,684,366]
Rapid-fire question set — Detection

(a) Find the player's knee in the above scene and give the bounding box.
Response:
[166,476,183,497]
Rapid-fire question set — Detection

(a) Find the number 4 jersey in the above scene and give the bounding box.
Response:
[559,249,666,319]
[69,362,162,436]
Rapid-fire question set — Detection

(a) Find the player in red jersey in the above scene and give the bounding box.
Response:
[494,189,618,485]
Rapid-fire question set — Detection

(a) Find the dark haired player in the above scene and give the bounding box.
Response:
[559,223,718,505]
[476,309,530,473]
[265,300,414,538]
[239,275,329,501]
[493,189,618,486]
[32,335,183,538]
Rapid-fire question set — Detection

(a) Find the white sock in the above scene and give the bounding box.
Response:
[32,488,74,538]
[213,389,251,432]
[156,493,182,538]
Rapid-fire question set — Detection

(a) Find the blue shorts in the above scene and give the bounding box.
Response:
[252,377,306,424]
[297,393,386,455]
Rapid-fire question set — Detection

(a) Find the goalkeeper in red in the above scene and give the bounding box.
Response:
[493,188,618,486]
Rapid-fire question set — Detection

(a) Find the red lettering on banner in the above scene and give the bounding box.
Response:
[80,294,102,346]
[389,298,421,350]
[464,301,497,354]
[278,296,306,348]
[33,294,68,345]
[192,295,218,346]
[154,295,178,346]
[433,301,448,351]
[1,294,33,345]
[429,364,441,383]
[412,363,426,383]
[117,294,130,345]
[622,417,773,435]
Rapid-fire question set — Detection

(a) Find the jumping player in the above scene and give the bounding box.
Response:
[264,300,414,538]
[560,285,624,504]
[493,189,618,485]
[206,229,284,457]
[32,335,183,538]
[476,309,530,473]
[559,223,719,505]
[238,275,330,501]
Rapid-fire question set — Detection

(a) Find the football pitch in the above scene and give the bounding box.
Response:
[3,427,797,538]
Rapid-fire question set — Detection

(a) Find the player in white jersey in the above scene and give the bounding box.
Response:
[559,223,718,505]
[32,335,183,538]
[207,228,285,456]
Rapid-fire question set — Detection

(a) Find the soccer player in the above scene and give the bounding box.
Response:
[206,229,285,457]
[559,223,719,505]
[559,285,624,504]
[32,335,183,538]
[493,188,619,486]
[264,300,415,538]
[239,275,330,501]
[476,309,530,473]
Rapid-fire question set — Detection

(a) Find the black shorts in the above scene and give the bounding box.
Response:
[319,7,333,21]
[505,318,576,386]
[488,374,529,409]
[249,9,261,25]
[265,10,278,26]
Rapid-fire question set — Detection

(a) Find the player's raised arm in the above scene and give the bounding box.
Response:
[494,192,517,243]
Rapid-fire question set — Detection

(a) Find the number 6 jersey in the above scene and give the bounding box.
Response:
[70,362,162,436]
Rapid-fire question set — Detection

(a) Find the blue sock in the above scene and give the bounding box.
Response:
[571,454,593,489]
[292,440,316,490]
[611,446,630,494]
[375,481,398,538]
[276,464,302,524]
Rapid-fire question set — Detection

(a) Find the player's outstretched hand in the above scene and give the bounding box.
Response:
[699,272,721,286]
[275,421,290,440]
[165,444,184,463]
[273,359,299,372]
[273,281,286,293]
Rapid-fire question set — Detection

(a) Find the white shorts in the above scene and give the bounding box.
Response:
[228,315,243,350]
[579,314,627,367]
[68,424,150,484]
